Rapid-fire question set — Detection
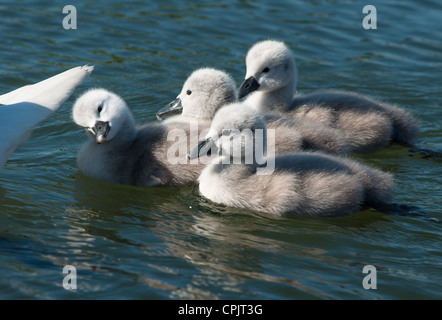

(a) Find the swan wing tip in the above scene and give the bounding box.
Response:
[81,65,94,74]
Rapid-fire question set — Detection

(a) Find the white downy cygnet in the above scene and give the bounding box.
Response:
[189,103,394,217]
[238,40,420,153]
[0,65,93,170]
[157,68,237,128]
[158,68,349,155]
[72,88,206,187]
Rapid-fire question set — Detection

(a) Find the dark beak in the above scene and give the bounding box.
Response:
[156,97,183,120]
[238,76,260,99]
[188,138,215,160]
[93,121,111,144]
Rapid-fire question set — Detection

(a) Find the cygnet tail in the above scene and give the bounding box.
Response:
[381,103,442,161]
[354,164,439,224]
[0,65,94,111]
[382,103,420,147]
[364,169,394,205]
[344,158,394,205]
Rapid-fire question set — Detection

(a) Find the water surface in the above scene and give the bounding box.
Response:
[0,0,441,299]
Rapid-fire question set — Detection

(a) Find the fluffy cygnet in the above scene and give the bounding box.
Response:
[157,68,237,128]
[72,88,206,187]
[189,103,394,217]
[158,68,349,155]
[0,65,93,169]
[238,40,420,153]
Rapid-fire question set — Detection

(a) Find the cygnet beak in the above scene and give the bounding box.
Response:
[238,76,260,99]
[92,121,111,144]
[156,97,183,120]
[188,138,215,160]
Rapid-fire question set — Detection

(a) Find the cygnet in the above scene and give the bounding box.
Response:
[189,103,395,217]
[157,68,237,128]
[73,88,206,187]
[238,40,420,153]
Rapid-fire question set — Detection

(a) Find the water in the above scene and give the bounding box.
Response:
[0,0,441,299]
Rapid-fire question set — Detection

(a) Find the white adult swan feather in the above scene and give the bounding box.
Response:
[0,65,94,169]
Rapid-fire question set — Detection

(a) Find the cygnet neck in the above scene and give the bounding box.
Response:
[103,116,137,148]
[250,77,296,113]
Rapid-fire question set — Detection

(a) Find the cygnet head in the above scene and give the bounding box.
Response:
[73,88,135,144]
[238,40,296,99]
[188,102,267,163]
[157,68,237,121]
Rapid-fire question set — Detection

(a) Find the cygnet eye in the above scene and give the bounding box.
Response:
[262,67,270,73]
[186,90,192,95]
[97,104,103,114]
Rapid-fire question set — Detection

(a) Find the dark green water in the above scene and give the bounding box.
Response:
[0,0,441,299]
